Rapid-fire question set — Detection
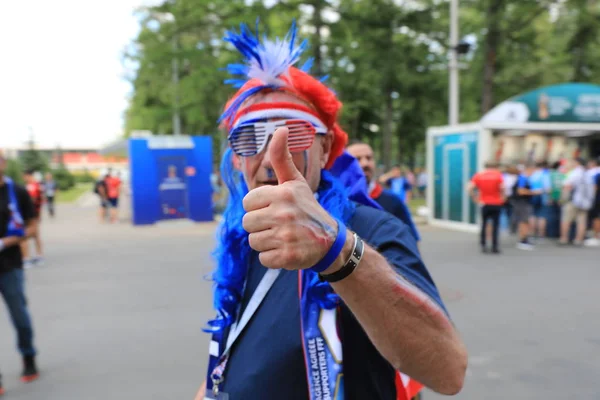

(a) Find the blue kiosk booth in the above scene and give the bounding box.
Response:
[129,135,213,225]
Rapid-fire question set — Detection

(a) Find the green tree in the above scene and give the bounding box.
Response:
[20,140,49,173]
[6,158,24,184]
[124,0,600,170]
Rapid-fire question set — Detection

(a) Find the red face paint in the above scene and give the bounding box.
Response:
[297,215,337,249]
[391,278,453,330]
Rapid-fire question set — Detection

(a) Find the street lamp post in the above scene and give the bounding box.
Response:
[154,11,182,137]
[172,35,182,136]
[449,0,459,126]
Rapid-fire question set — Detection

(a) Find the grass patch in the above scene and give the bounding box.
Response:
[56,184,91,203]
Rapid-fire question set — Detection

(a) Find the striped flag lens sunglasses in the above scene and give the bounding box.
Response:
[228,119,326,157]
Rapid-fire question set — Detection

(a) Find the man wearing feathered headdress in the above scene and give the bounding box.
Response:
[197,22,466,400]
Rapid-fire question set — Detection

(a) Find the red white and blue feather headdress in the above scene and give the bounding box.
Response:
[219,20,348,169]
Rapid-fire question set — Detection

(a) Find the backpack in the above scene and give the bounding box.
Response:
[4,178,25,237]
[572,171,595,211]
[93,180,105,195]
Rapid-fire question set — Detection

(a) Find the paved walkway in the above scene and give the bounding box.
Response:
[1,202,599,399]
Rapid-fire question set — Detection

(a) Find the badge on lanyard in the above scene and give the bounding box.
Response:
[204,392,229,400]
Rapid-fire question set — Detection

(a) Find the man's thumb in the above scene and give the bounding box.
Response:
[269,127,304,184]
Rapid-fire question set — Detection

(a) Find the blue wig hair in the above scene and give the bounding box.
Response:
[205,148,355,333]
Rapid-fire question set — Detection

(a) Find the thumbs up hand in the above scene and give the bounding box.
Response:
[242,127,351,272]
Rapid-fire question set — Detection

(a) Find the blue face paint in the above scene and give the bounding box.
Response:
[266,168,274,179]
[302,150,308,177]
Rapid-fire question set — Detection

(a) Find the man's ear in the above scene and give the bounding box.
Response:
[319,133,334,169]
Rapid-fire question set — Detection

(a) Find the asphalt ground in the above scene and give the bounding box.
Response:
[1,202,598,399]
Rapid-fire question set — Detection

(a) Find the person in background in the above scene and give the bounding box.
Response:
[42,172,57,218]
[0,154,41,393]
[21,171,43,267]
[528,161,552,241]
[501,165,519,234]
[588,156,600,177]
[347,141,421,243]
[380,165,413,203]
[104,170,122,223]
[584,157,600,246]
[547,161,566,238]
[94,172,109,223]
[468,161,505,253]
[406,167,416,187]
[416,168,428,199]
[513,163,542,250]
[549,161,566,205]
[210,170,225,214]
[559,158,595,246]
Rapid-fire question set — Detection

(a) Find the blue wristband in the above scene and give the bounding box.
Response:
[310,219,347,273]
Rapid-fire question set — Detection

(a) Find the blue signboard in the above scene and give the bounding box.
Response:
[157,156,188,220]
[129,136,213,225]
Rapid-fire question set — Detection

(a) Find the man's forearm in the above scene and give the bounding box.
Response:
[330,240,467,395]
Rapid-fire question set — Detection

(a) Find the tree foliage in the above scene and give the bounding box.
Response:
[20,142,49,174]
[6,158,24,185]
[125,0,600,168]
[52,166,76,191]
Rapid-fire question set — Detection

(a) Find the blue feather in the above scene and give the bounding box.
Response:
[289,19,297,53]
[222,21,308,88]
[224,79,247,88]
[300,57,314,73]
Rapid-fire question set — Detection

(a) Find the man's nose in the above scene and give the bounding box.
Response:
[259,137,274,168]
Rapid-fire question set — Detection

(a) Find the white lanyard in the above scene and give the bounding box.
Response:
[210,268,281,393]
[225,268,280,352]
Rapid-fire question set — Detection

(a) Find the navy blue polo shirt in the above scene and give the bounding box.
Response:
[220,204,447,399]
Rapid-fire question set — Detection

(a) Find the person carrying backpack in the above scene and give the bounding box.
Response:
[512,163,543,250]
[0,154,41,395]
[559,158,595,246]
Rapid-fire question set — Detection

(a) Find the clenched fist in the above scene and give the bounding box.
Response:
[242,127,349,272]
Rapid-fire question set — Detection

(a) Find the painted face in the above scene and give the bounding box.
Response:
[347,143,375,184]
[231,91,333,191]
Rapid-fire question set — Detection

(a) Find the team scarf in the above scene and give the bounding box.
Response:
[4,177,25,237]
[205,21,422,400]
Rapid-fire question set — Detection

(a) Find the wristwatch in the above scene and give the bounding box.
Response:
[319,232,364,283]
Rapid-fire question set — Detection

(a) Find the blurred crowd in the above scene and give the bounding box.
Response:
[470,156,600,253]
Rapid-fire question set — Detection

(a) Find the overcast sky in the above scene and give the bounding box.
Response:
[0,0,157,150]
